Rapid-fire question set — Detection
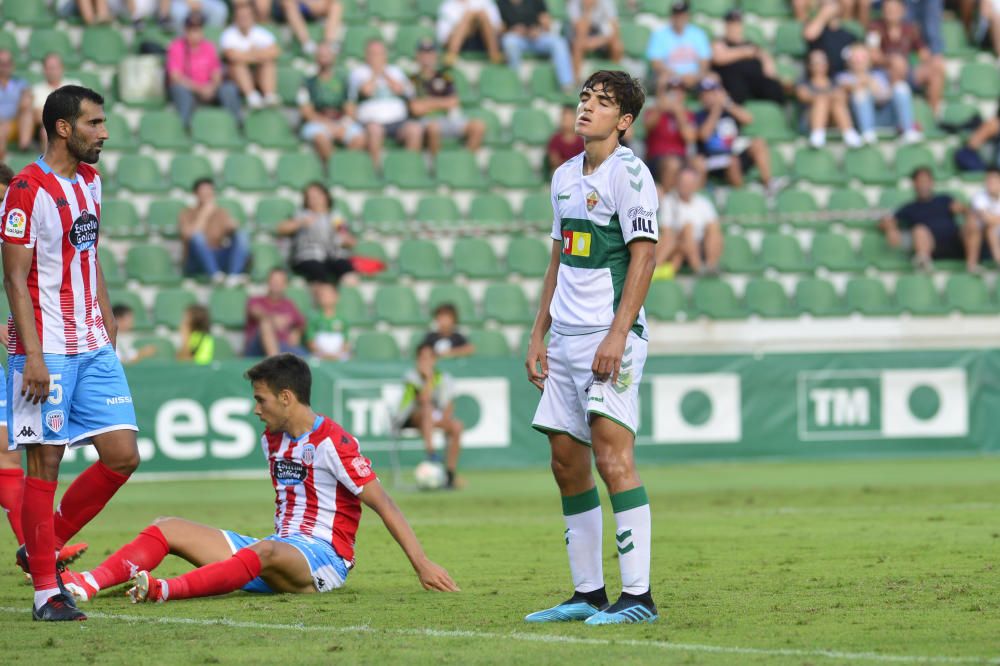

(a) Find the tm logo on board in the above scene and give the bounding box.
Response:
[797,369,968,440]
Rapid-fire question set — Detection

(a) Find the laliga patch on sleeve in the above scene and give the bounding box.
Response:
[4,208,26,238]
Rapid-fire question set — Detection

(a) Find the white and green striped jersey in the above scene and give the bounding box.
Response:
[548,145,658,338]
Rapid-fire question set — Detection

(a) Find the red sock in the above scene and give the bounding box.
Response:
[0,468,25,544]
[90,525,170,589]
[22,477,58,592]
[53,461,130,549]
[164,549,261,601]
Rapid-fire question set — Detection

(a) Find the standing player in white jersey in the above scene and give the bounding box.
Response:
[525,70,659,625]
[1,86,141,621]
[62,353,458,604]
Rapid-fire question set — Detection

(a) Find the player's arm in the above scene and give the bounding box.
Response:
[95,259,118,348]
[592,240,655,382]
[2,242,48,403]
[525,240,560,390]
[359,479,459,591]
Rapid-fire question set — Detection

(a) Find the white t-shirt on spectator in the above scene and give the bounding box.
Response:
[347,65,413,126]
[971,189,1000,224]
[658,192,718,241]
[219,24,276,53]
[566,0,618,37]
[437,0,501,45]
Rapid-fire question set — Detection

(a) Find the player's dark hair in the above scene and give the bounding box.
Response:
[112,303,132,319]
[303,181,333,211]
[416,342,436,358]
[986,166,1000,177]
[0,162,14,186]
[192,177,215,193]
[580,70,645,139]
[42,85,104,138]
[245,353,312,405]
[433,302,458,321]
[910,166,933,180]
[186,304,211,333]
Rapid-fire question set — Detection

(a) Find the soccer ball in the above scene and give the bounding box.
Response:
[414,460,447,490]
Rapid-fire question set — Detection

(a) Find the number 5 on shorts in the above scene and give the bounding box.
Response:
[48,374,63,405]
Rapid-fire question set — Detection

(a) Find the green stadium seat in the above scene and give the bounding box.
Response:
[133,25,173,53]
[745,101,794,141]
[286,286,312,315]
[222,154,271,192]
[795,277,848,316]
[116,155,168,194]
[329,151,381,190]
[489,150,539,189]
[211,336,237,360]
[722,190,768,227]
[946,274,997,314]
[6,1,53,26]
[507,236,550,277]
[28,29,74,61]
[521,192,552,225]
[811,233,864,272]
[343,0,370,23]
[417,0,443,18]
[191,109,245,150]
[845,147,895,186]
[896,274,948,315]
[468,193,515,227]
[394,25,435,58]
[878,188,911,214]
[341,26,384,60]
[337,285,373,328]
[745,278,794,318]
[942,19,977,58]
[511,109,554,145]
[104,112,138,152]
[453,238,503,279]
[464,107,502,145]
[109,291,152,330]
[468,330,510,357]
[692,279,748,319]
[773,20,806,56]
[250,242,284,281]
[761,234,813,272]
[353,332,401,361]
[436,149,487,190]
[484,284,533,324]
[742,24,768,47]
[860,231,909,271]
[276,65,304,106]
[353,240,396,282]
[452,68,481,107]
[846,277,898,315]
[246,109,298,149]
[399,239,451,280]
[217,198,248,225]
[147,199,185,238]
[644,280,687,321]
[531,64,571,104]
[374,286,424,326]
[276,152,324,191]
[828,188,875,228]
[894,144,940,180]
[170,154,214,191]
[361,196,408,232]
[132,336,176,361]
[691,0,730,17]
[547,0,568,18]
[720,235,763,273]
[101,199,144,238]
[775,189,819,227]
[81,26,127,65]
[959,62,1000,100]
[256,197,297,235]
[745,0,791,17]
[619,22,651,59]
[912,98,943,140]
[793,148,844,185]
[428,284,482,326]
[138,110,191,151]
[98,247,124,288]
[209,287,249,329]
[0,31,16,59]
[125,244,181,286]
[153,288,197,329]
[370,0,416,21]
[415,195,461,227]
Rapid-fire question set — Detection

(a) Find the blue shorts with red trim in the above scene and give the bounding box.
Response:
[221,530,350,594]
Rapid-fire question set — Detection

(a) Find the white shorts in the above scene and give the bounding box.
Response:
[532,330,647,445]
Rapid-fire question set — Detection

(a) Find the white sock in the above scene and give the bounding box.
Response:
[562,487,603,594]
[809,128,826,148]
[83,571,99,591]
[611,486,651,596]
[34,588,59,608]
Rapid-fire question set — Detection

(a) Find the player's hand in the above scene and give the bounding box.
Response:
[21,353,50,404]
[416,559,460,592]
[592,331,627,384]
[525,337,548,391]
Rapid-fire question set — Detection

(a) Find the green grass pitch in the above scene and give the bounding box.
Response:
[1,456,999,665]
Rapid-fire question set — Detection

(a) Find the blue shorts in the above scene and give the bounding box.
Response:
[222,530,350,594]
[7,345,137,449]
[0,365,7,428]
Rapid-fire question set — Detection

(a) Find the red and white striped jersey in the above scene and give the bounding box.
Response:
[0,159,110,355]
[261,414,376,564]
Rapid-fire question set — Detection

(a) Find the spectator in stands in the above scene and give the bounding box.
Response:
[244,268,307,357]
[437,0,504,65]
[644,79,701,192]
[796,49,863,148]
[836,44,922,144]
[961,99,1000,165]
[803,0,858,76]
[167,11,243,129]
[496,0,574,92]
[57,0,112,24]
[178,178,251,283]
[971,167,1000,261]
[346,39,423,167]
[695,77,780,191]
[264,1,342,56]
[29,54,79,151]
[711,9,785,105]
[159,0,229,29]
[177,304,216,365]
[867,0,945,115]
[646,0,710,92]
[880,167,981,272]
[547,105,585,171]
[409,39,487,155]
[0,50,32,160]
[298,42,365,161]
[0,161,13,196]
[220,1,281,110]
[419,303,475,358]
[398,343,464,489]
[981,0,1000,57]
[277,182,357,286]
[112,304,158,365]
[794,0,870,26]
[655,165,722,277]
[305,282,351,361]
[566,0,624,82]
[906,0,945,56]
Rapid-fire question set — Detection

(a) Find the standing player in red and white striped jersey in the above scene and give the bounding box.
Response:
[1,86,140,621]
[62,354,457,605]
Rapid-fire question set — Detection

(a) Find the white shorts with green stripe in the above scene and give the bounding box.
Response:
[531,329,647,446]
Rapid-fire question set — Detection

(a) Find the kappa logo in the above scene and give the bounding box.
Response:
[54,197,69,209]
[17,426,36,439]
[585,190,600,211]
[4,208,26,239]
[316,577,326,590]
[351,456,372,478]
[14,180,28,190]
[46,410,65,433]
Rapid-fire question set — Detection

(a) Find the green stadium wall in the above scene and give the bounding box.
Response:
[58,350,1000,475]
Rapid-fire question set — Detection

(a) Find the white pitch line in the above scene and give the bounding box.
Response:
[1,607,996,664]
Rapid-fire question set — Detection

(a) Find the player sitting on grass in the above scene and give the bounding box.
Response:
[63,353,458,603]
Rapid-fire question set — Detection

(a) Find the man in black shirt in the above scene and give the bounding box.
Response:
[803,0,857,76]
[420,303,476,358]
[711,10,784,104]
[880,167,981,272]
[409,39,486,155]
[497,0,574,91]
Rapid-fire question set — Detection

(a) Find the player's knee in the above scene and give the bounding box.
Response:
[248,540,276,565]
[105,450,140,476]
[594,452,629,484]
